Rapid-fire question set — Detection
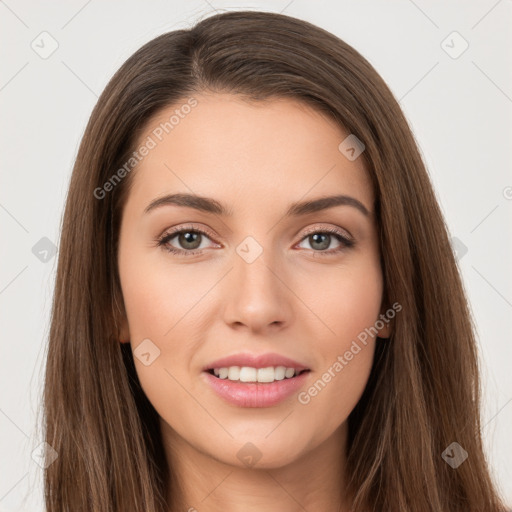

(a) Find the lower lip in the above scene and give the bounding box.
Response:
[202,370,311,408]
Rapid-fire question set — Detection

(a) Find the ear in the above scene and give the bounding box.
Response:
[376,317,391,339]
[375,304,392,339]
[114,299,131,343]
[118,315,131,343]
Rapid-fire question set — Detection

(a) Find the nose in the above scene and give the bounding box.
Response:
[222,246,295,334]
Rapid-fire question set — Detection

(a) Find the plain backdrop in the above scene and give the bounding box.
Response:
[1,1,511,510]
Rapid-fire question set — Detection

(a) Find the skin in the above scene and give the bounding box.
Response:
[117,92,390,512]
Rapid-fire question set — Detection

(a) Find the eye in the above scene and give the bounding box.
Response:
[156,225,218,257]
[296,227,354,256]
[156,224,355,258]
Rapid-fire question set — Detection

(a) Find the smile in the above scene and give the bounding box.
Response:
[208,365,309,383]
[202,368,311,408]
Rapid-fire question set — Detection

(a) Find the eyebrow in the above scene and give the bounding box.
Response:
[144,193,370,218]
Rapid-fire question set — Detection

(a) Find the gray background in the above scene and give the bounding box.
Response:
[1,0,511,509]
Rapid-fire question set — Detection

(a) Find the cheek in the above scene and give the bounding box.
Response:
[294,257,383,429]
[119,248,210,341]
[118,260,206,432]
[332,273,383,343]
[118,250,214,400]
[304,253,384,346]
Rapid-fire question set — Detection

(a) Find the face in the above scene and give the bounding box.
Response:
[117,92,390,469]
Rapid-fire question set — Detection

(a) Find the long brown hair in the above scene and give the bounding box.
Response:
[41,10,507,511]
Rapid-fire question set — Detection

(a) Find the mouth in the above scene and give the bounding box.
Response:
[201,352,312,407]
[202,365,312,408]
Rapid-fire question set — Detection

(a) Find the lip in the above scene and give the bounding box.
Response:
[202,369,311,408]
[203,352,310,372]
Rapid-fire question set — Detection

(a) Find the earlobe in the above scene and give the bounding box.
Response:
[377,323,391,339]
[117,314,131,343]
[376,310,392,339]
[113,293,131,342]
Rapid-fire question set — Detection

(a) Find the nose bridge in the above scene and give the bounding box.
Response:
[223,233,293,330]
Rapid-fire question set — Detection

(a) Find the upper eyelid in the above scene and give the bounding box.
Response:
[300,224,352,239]
[161,224,217,241]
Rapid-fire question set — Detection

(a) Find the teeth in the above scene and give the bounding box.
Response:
[274,366,286,380]
[228,366,240,380]
[239,366,257,382]
[211,366,303,383]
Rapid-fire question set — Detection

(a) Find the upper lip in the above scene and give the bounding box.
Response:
[203,352,310,371]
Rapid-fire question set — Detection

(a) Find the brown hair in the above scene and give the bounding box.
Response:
[41,10,507,511]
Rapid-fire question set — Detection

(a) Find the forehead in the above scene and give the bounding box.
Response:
[125,93,374,215]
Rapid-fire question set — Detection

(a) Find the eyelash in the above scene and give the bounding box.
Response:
[156,224,355,258]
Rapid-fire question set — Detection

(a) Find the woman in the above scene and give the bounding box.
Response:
[42,10,507,512]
